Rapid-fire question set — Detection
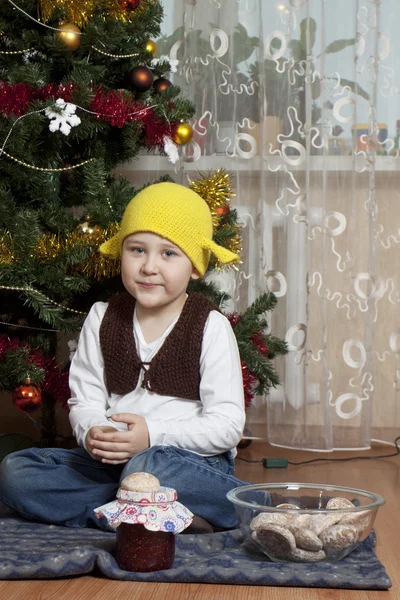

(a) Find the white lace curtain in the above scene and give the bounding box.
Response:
[120,0,400,450]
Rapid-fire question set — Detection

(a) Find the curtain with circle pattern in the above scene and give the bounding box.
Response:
[121,0,400,450]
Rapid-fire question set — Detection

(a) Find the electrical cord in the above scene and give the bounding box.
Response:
[371,438,398,447]
[237,436,400,468]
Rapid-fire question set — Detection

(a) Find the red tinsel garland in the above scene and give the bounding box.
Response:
[0,82,75,117]
[0,81,175,147]
[36,82,75,103]
[0,82,33,117]
[143,111,178,146]
[0,334,70,409]
[89,86,147,129]
[251,332,269,357]
[241,360,258,409]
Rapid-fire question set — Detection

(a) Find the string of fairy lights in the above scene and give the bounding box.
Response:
[91,46,139,58]
[0,101,161,172]
[0,2,252,418]
[8,0,159,33]
[5,0,149,56]
[37,0,159,28]
[0,285,87,315]
[0,1,241,332]
[0,320,62,332]
[0,47,36,55]
[1,0,190,173]
[1,149,95,172]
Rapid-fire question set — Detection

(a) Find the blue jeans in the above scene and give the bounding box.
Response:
[0,445,247,530]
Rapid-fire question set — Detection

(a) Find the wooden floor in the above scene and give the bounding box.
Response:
[1,440,399,600]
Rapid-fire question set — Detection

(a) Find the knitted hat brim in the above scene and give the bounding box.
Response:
[99,232,240,267]
[99,234,120,259]
[201,238,240,265]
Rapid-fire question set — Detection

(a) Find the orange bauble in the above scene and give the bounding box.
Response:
[120,0,141,9]
[13,377,42,413]
[217,205,230,217]
[126,66,154,92]
[153,77,172,94]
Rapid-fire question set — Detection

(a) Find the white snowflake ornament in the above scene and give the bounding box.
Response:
[151,55,179,73]
[163,136,179,164]
[67,339,78,362]
[45,98,81,135]
[22,50,46,63]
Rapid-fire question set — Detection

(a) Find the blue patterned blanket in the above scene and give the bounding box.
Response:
[0,504,391,588]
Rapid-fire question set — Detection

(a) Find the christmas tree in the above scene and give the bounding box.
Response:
[0,0,287,447]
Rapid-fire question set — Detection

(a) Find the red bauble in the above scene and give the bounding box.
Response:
[13,377,42,413]
[126,66,154,93]
[227,312,240,326]
[153,77,172,94]
[120,0,141,9]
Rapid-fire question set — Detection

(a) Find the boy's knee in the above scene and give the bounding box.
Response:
[121,445,166,482]
[0,451,32,497]
[1,452,19,481]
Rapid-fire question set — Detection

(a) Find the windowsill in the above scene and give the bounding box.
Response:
[115,153,400,174]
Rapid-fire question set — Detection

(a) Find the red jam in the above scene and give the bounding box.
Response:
[116,523,175,572]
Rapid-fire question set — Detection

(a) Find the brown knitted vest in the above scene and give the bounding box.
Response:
[99,292,219,400]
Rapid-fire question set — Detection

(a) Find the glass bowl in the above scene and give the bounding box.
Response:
[227,483,385,563]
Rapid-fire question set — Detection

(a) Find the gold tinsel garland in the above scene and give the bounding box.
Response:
[0,224,120,280]
[190,169,242,264]
[0,172,241,278]
[38,0,159,28]
[33,223,121,280]
[0,231,14,264]
[190,169,235,229]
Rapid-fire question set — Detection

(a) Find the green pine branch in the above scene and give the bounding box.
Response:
[263,334,289,360]
[0,347,45,390]
[23,289,83,332]
[0,1,290,416]
[188,279,231,309]
[233,293,277,341]
[237,341,281,393]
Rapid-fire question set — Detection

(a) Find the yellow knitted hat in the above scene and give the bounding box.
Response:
[99,182,239,276]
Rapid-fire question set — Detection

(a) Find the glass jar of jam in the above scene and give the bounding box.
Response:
[95,484,193,572]
[116,523,175,572]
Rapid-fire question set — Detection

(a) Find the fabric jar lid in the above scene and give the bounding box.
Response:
[94,486,193,534]
[116,487,178,503]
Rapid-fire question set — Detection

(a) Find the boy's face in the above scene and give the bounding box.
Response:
[121,232,199,313]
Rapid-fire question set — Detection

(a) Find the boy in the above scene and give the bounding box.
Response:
[0,182,247,532]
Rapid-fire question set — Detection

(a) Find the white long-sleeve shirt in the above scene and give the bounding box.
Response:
[68,301,246,457]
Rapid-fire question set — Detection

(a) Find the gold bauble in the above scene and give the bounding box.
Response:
[57,23,81,52]
[173,122,193,145]
[78,221,95,234]
[145,39,157,56]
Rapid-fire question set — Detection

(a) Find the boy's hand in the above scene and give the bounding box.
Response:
[86,426,119,461]
[87,414,150,465]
